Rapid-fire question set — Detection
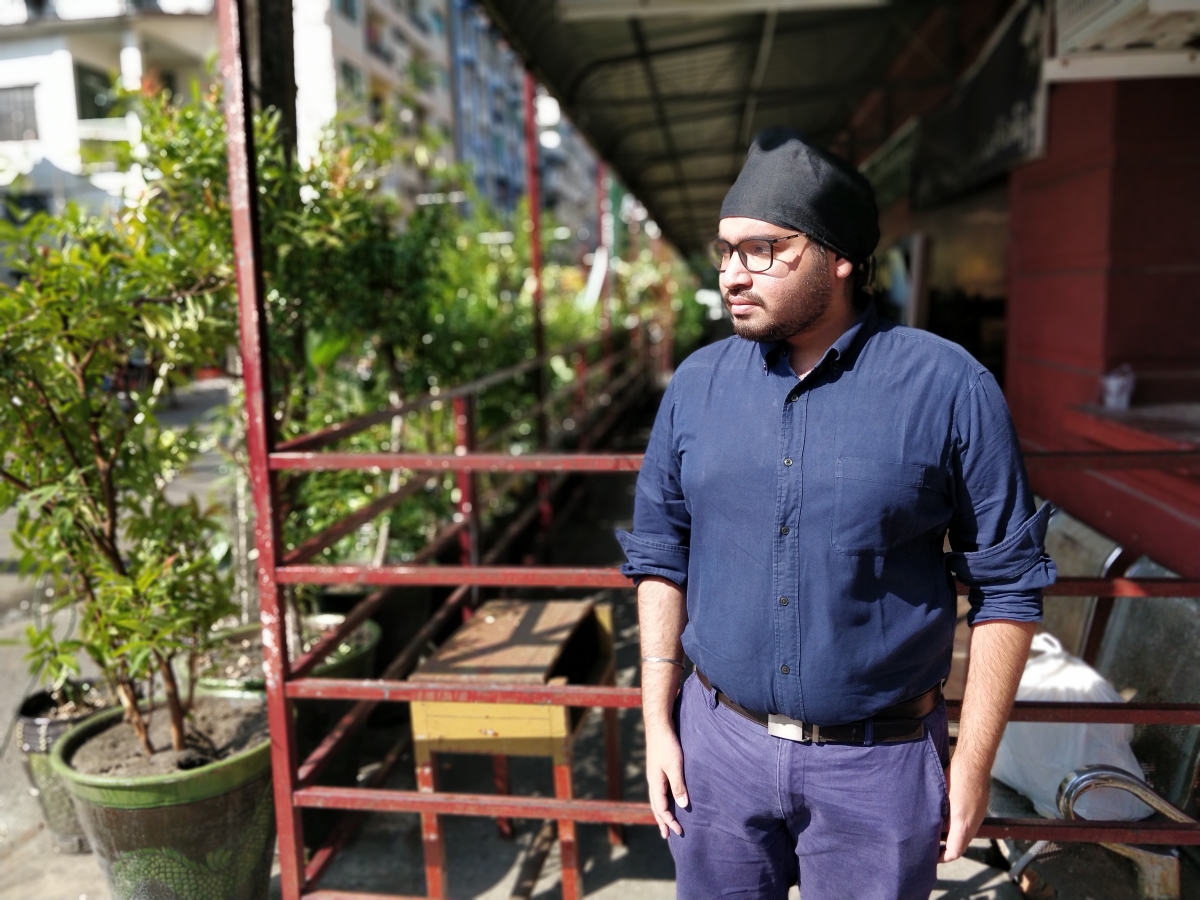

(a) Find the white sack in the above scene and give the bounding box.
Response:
[991,632,1153,820]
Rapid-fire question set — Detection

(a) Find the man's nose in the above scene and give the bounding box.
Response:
[719,253,753,292]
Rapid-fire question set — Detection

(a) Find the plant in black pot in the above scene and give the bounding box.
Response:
[0,203,275,899]
[15,677,108,853]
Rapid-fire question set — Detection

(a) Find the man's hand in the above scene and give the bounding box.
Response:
[939,619,1036,863]
[646,721,689,838]
[940,756,990,862]
[638,575,690,839]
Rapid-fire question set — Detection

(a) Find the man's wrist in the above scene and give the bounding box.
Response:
[643,715,677,737]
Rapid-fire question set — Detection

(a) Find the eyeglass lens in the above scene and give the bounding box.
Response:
[709,239,776,273]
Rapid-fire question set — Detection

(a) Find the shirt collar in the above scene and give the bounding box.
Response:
[756,301,878,372]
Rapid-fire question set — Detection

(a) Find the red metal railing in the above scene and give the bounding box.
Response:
[214,4,1200,899]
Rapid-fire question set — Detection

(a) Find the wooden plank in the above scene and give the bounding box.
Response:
[411,600,594,684]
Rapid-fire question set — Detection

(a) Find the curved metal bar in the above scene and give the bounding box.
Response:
[1057,764,1195,823]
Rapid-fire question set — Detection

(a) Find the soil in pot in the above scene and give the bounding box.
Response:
[193,616,379,850]
[17,680,111,853]
[53,693,274,900]
[71,693,268,777]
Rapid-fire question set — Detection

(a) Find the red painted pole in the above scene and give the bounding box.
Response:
[524,72,553,540]
[597,163,613,380]
[523,72,545,446]
[454,395,479,619]
[214,0,305,897]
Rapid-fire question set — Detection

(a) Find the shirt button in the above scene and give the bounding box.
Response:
[783,457,792,466]
[780,665,790,674]
[779,597,788,606]
[780,525,789,535]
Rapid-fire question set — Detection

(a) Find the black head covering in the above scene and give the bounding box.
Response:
[720,127,880,265]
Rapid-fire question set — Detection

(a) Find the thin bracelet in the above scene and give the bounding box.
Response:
[642,656,685,668]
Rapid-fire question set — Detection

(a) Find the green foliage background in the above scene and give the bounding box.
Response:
[0,75,702,730]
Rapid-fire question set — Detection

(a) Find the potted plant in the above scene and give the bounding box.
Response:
[15,678,108,854]
[0,203,274,900]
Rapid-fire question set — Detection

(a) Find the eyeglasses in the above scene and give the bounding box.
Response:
[708,232,804,273]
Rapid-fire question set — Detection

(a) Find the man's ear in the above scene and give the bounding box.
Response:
[833,257,854,280]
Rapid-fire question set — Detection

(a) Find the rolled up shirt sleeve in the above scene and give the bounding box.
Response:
[616,378,690,588]
[944,370,1057,625]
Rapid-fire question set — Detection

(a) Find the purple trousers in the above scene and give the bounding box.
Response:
[668,673,950,900]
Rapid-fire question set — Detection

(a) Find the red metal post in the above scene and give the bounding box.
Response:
[1082,547,1139,667]
[554,752,582,900]
[416,748,446,898]
[453,395,479,619]
[214,0,305,897]
[597,163,613,380]
[524,73,553,549]
[604,706,624,846]
[492,754,514,840]
[523,72,546,445]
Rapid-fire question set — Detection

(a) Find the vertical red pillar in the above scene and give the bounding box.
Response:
[1006,78,1200,577]
[524,72,553,535]
[453,395,478,620]
[523,72,546,443]
[597,163,613,379]
[215,0,305,897]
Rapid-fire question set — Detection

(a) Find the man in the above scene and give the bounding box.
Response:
[617,129,1056,900]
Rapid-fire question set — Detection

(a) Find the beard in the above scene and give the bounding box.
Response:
[725,257,833,343]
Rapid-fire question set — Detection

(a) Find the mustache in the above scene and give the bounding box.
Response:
[723,288,764,307]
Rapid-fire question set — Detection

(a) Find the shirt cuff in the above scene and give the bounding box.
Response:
[946,502,1057,626]
[964,556,1056,625]
[615,530,689,588]
[946,502,1055,584]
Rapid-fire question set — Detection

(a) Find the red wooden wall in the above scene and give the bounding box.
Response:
[1006,79,1200,578]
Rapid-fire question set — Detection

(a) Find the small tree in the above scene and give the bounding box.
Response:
[0,206,236,755]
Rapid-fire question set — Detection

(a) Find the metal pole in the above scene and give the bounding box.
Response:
[523,72,545,446]
[214,0,305,897]
[454,395,479,618]
[597,163,612,380]
[523,72,552,537]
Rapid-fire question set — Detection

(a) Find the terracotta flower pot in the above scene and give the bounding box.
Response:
[51,694,274,900]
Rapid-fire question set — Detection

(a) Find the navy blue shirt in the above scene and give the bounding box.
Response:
[617,304,1056,725]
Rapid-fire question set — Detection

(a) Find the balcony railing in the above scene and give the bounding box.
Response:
[1,0,212,24]
[77,117,134,142]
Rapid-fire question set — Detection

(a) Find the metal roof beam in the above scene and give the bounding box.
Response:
[574,77,951,110]
[563,10,891,102]
[628,18,701,230]
[739,9,778,147]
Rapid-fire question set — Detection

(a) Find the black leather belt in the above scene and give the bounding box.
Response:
[695,670,938,745]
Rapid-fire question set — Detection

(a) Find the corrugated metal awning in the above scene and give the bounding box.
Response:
[479,0,958,254]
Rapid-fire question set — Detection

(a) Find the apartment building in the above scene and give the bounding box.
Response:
[448,0,597,257]
[0,0,452,211]
[295,0,454,171]
[0,0,217,212]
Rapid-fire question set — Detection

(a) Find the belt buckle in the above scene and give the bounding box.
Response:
[767,713,815,743]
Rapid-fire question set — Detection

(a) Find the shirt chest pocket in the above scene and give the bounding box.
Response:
[832,456,950,555]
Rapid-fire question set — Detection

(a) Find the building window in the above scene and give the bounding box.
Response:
[335,0,358,21]
[75,65,118,120]
[0,86,38,141]
[338,60,364,97]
